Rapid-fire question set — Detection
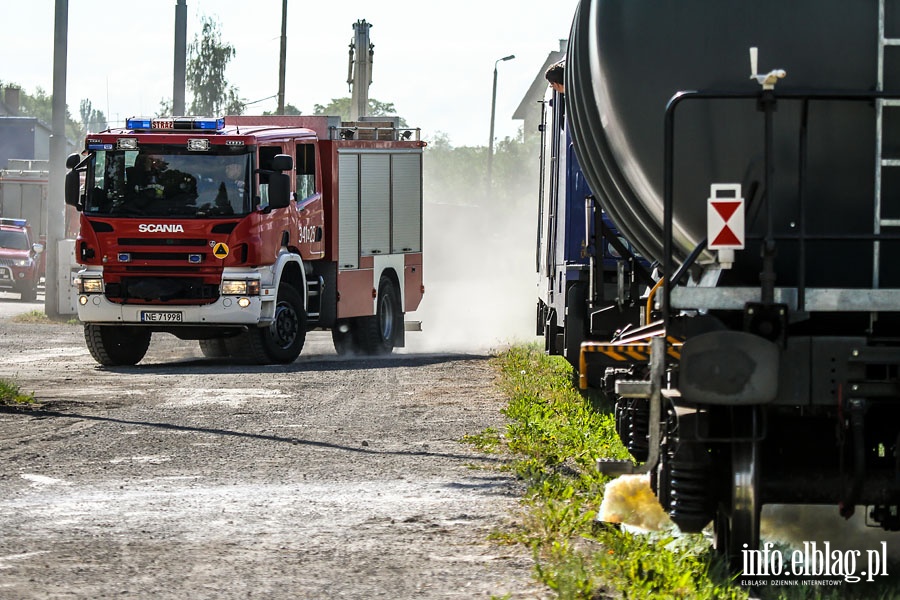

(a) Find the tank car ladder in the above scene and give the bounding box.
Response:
[874,0,900,288]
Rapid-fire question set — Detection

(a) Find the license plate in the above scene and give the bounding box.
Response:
[140,311,183,323]
[0,271,8,280]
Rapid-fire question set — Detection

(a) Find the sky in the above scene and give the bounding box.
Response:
[0,0,579,147]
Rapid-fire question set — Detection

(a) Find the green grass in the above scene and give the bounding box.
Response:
[482,346,747,598]
[9,310,80,325]
[10,309,51,324]
[0,377,36,405]
[482,344,900,599]
[481,343,746,599]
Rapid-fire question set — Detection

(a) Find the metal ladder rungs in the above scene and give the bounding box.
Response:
[306,276,325,322]
[875,0,895,289]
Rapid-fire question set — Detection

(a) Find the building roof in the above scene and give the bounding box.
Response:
[0,115,53,135]
[513,40,567,121]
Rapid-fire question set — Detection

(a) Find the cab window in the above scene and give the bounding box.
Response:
[258,146,283,206]
[296,143,316,200]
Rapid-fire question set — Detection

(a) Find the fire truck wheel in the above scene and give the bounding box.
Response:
[358,277,400,356]
[253,282,306,363]
[332,321,355,356]
[198,337,229,358]
[84,324,151,366]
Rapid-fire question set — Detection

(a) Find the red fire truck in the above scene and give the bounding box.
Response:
[65,115,425,366]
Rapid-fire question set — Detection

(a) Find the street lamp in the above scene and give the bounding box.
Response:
[487,54,515,190]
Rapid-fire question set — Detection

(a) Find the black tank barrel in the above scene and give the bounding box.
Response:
[566,0,893,287]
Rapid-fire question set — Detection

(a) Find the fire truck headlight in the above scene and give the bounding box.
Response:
[221,279,260,296]
[76,277,104,294]
[117,137,139,150]
[12,258,30,267]
[237,297,251,308]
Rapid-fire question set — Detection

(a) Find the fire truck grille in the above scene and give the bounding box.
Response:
[123,266,204,273]
[118,238,208,247]
[125,252,207,261]
[106,277,219,303]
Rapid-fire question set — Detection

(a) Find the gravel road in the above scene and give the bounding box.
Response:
[0,317,546,599]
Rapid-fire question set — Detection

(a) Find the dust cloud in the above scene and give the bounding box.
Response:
[598,474,673,532]
[761,505,900,559]
[406,191,540,355]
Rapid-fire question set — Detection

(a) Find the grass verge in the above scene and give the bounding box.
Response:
[0,377,36,406]
[10,309,51,324]
[9,310,79,325]
[477,344,745,599]
[482,344,900,599]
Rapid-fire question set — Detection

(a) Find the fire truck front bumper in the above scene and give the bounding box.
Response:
[76,293,269,327]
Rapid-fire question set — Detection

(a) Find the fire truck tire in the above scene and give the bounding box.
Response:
[357,277,400,356]
[250,282,306,364]
[198,338,229,358]
[84,324,151,366]
[332,321,355,356]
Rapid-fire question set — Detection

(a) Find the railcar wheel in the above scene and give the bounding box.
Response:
[714,435,761,570]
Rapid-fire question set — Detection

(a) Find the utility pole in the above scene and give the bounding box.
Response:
[45,0,68,319]
[173,0,187,115]
[277,0,287,114]
[348,20,373,121]
[487,54,515,191]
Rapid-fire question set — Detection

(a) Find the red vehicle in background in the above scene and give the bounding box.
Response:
[65,115,425,366]
[0,218,43,302]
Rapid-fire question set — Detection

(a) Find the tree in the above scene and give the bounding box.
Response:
[157,98,173,118]
[263,103,302,116]
[79,99,108,135]
[423,128,538,209]
[1,81,84,141]
[313,97,406,125]
[186,16,244,116]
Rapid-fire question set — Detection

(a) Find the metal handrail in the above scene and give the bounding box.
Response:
[662,89,900,325]
[329,126,421,141]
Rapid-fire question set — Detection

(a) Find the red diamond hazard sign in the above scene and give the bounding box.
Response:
[707,184,744,250]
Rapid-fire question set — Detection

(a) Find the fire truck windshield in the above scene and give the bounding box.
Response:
[83,146,254,218]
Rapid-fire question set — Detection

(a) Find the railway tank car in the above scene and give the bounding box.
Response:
[542,0,900,563]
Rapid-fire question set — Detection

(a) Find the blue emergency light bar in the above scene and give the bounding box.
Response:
[125,116,225,132]
[0,218,27,227]
[191,118,225,130]
[126,118,153,130]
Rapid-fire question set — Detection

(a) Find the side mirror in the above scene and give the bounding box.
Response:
[267,173,291,209]
[64,169,82,209]
[65,153,85,209]
[32,243,44,255]
[270,154,293,172]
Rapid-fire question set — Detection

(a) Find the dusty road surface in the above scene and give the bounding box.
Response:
[0,291,44,319]
[0,315,546,599]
